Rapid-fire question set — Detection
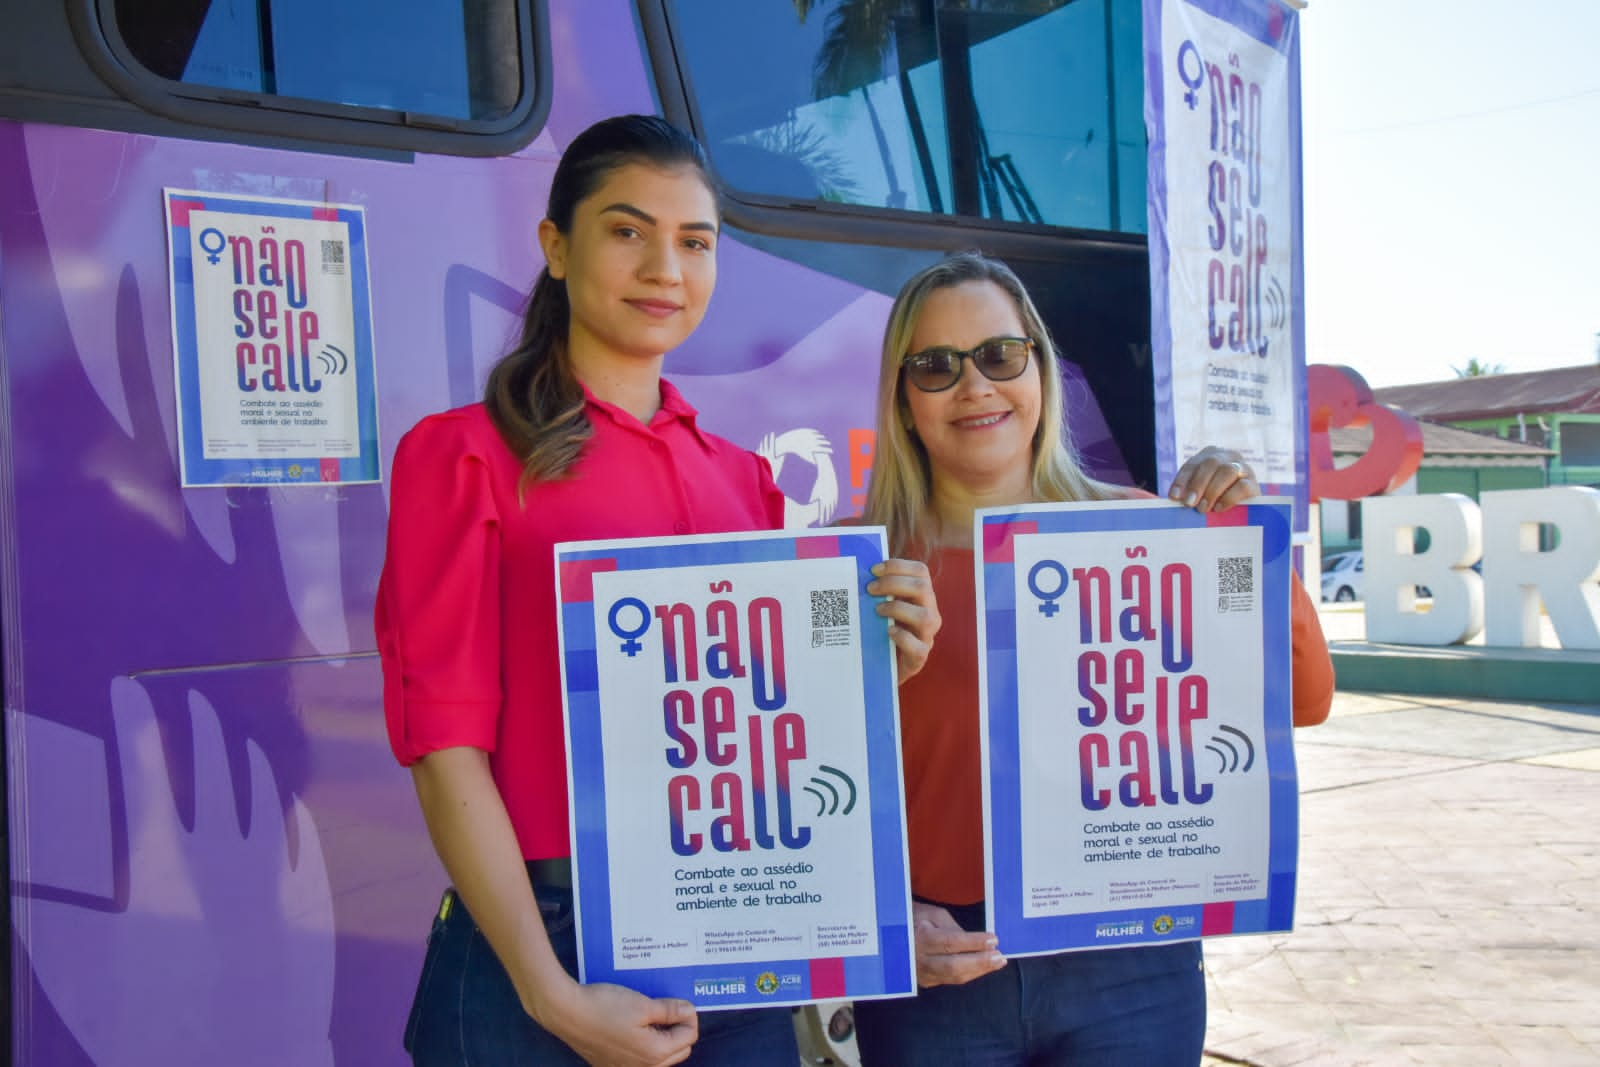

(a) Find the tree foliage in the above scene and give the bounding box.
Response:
[1451,358,1506,378]
[801,0,1064,100]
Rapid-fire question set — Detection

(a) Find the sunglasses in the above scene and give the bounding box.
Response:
[900,336,1036,393]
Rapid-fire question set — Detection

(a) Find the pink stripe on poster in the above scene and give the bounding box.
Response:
[809,957,846,999]
[558,558,618,604]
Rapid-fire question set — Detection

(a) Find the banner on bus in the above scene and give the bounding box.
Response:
[554,528,914,1010]
[162,189,380,486]
[976,499,1299,954]
[1144,0,1308,529]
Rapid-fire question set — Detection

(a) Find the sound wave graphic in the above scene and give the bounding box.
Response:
[1264,276,1287,331]
[316,344,349,376]
[1205,725,1256,774]
[803,765,857,817]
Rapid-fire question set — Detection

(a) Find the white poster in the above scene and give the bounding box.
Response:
[164,190,379,485]
[1146,0,1307,518]
[978,500,1300,954]
[556,529,914,1009]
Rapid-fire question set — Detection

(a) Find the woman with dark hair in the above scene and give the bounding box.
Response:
[850,251,1333,1066]
[376,115,939,1066]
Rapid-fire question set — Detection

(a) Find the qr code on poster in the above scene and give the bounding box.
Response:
[810,588,851,647]
[321,239,347,274]
[1218,556,1253,594]
[811,588,850,627]
[1217,556,1254,613]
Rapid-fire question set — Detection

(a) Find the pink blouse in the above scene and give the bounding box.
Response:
[376,381,786,859]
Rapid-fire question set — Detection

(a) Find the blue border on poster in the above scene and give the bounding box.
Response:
[554,528,913,1009]
[164,189,380,486]
[978,500,1298,954]
[1145,0,1308,531]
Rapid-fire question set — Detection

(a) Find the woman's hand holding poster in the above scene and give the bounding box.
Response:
[977,499,1298,954]
[555,529,914,1010]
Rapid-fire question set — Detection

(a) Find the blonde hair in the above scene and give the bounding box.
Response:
[862,252,1122,556]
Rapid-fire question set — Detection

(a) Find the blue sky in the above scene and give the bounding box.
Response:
[1298,0,1600,387]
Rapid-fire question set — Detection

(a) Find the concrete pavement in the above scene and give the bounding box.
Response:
[1201,688,1600,1066]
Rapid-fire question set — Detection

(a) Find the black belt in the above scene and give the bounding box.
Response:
[436,858,573,924]
[528,856,573,889]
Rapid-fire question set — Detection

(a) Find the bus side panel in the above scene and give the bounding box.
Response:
[0,116,549,1066]
[1,2,1150,1062]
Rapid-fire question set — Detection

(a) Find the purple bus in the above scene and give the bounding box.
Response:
[0,1,1153,1061]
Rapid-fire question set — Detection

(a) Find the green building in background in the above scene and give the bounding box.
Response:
[1375,364,1600,491]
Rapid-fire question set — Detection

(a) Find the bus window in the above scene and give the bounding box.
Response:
[665,0,1146,234]
[105,0,529,128]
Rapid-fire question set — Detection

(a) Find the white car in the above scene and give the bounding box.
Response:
[1320,549,1434,602]
[1321,551,1363,602]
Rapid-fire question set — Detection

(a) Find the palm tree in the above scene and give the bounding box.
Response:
[797,1,1064,215]
[805,0,915,211]
[738,117,863,202]
[1452,358,1506,378]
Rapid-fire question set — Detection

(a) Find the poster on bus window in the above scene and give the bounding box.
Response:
[1144,0,1308,529]
[976,499,1298,955]
[554,528,914,1010]
[162,189,379,486]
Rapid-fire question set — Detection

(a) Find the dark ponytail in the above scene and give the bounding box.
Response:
[484,114,718,484]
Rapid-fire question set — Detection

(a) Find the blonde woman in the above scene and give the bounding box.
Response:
[852,252,1333,1066]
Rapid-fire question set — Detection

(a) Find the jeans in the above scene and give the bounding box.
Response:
[852,901,1205,1067]
[404,871,798,1065]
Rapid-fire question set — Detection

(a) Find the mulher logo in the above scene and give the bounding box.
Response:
[692,978,747,998]
[1094,920,1145,939]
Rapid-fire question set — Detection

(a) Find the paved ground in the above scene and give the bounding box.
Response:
[1200,687,1600,1066]
[806,603,1598,1067]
